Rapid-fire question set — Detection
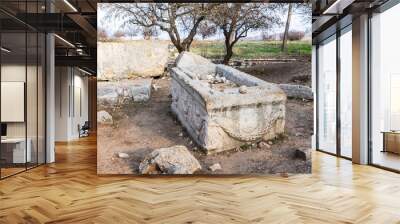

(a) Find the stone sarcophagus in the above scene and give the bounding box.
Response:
[171,52,286,154]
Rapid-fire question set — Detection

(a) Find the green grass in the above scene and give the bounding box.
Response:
[190,40,311,60]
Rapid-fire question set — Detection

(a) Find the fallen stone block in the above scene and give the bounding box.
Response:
[171,52,286,154]
[139,145,201,174]
[98,79,152,106]
[98,40,169,80]
[278,84,313,100]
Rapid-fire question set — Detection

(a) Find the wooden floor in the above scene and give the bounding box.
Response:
[1,136,400,223]
[372,150,400,171]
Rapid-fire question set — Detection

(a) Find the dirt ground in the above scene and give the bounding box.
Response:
[239,57,311,87]
[97,60,313,175]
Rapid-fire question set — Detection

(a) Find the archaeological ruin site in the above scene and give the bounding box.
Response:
[97,40,312,175]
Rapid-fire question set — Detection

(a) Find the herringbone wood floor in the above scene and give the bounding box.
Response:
[1,135,400,224]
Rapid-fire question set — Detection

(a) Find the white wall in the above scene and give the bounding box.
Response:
[55,67,89,141]
[55,66,69,141]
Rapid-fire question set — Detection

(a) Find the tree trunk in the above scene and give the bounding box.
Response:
[171,42,191,53]
[223,45,233,65]
[281,4,293,52]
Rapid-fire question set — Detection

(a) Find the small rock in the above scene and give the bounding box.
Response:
[221,77,227,83]
[178,132,183,137]
[139,145,201,174]
[251,143,257,148]
[97,110,113,125]
[118,152,129,159]
[239,85,248,94]
[267,140,273,145]
[152,84,160,91]
[295,132,302,137]
[258,141,270,148]
[209,163,222,172]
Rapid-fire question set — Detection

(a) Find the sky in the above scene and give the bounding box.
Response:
[98,3,311,40]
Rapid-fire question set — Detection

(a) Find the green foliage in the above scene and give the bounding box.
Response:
[191,40,311,59]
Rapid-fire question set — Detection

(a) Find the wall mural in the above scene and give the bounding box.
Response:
[97,2,313,175]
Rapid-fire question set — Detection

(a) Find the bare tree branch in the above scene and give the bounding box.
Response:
[102,3,216,52]
[209,3,282,64]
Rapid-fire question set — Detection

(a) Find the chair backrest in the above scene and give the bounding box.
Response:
[82,121,90,129]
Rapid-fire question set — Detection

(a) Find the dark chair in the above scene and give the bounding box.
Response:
[79,121,90,138]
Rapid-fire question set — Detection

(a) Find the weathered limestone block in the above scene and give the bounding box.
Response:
[98,40,169,80]
[98,79,152,106]
[278,84,313,100]
[139,145,201,174]
[171,52,286,154]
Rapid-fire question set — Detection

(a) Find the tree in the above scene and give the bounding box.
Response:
[142,27,159,40]
[104,3,216,52]
[198,21,217,40]
[281,4,293,52]
[281,3,311,52]
[209,3,281,64]
[296,3,312,24]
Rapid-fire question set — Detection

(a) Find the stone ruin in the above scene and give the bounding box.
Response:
[98,79,152,106]
[171,52,287,154]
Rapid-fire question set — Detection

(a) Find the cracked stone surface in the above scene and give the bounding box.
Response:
[98,41,169,80]
[98,79,152,106]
